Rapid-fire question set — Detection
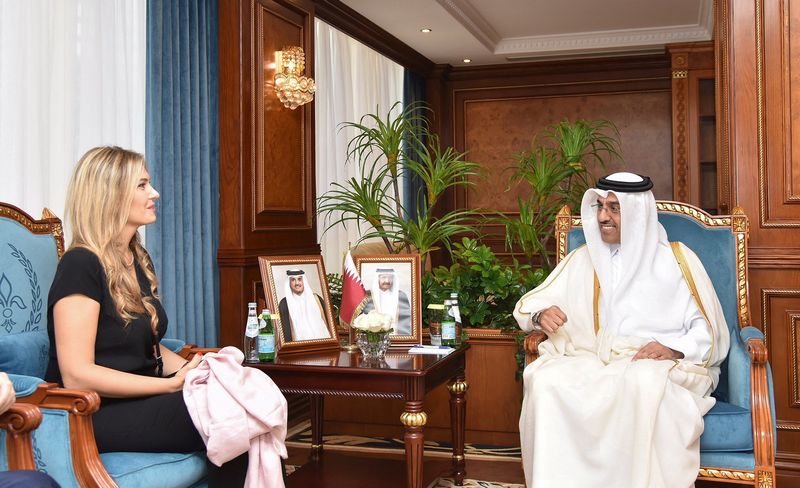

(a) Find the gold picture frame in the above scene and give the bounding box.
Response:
[353,254,423,348]
[258,255,340,355]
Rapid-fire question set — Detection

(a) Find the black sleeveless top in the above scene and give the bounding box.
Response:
[45,247,167,385]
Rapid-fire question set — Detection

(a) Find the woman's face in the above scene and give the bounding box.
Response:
[126,168,160,228]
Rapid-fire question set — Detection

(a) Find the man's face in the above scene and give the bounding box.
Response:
[378,274,394,291]
[596,193,621,244]
[289,276,305,295]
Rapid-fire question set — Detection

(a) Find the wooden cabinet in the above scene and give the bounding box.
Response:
[668,42,721,213]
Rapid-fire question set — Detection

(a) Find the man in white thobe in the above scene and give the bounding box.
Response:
[364,268,412,335]
[514,172,730,488]
[277,269,330,341]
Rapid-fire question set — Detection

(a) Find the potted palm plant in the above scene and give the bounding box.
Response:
[501,119,621,271]
[317,102,483,271]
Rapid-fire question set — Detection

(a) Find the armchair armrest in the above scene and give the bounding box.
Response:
[0,402,42,470]
[176,344,219,360]
[17,382,116,487]
[523,330,548,365]
[741,326,776,482]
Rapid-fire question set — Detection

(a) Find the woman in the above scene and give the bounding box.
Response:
[45,146,245,485]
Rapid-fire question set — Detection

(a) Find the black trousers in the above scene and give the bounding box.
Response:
[93,391,248,486]
[0,471,59,488]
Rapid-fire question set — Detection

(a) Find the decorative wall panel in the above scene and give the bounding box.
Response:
[460,92,673,213]
[218,0,317,347]
[721,0,800,480]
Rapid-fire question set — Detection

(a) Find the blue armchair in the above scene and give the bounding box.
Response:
[0,202,207,487]
[524,202,776,486]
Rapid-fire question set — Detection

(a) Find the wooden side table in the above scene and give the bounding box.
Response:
[251,345,469,487]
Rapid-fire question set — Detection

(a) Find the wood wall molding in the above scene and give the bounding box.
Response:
[714,0,733,214]
[218,0,319,347]
[748,247,800,268]
[754,0,800,228]
[790,314,800,407]
[312,0,434,75]
[445,53,670,85]
[721,0,800,476]
[666,42,715,208]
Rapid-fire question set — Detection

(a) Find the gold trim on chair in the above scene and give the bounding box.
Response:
[698,467,755,482]
[0,202,65,258]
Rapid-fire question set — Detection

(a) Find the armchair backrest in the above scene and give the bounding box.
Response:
[0,203,64,378]
[557,202,750,405]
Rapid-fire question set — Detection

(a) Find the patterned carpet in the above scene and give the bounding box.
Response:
[426,479,524,488]
[286,421,524,487]
[286,420,522,461]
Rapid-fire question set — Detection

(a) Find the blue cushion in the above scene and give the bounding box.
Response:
[0,330,49,378]
[700,401,753,452]
[101,451,207,488]
[160,338,186,354]
[0,430,7,471]
[700,451,756,472]
[32,409,80,488]
[9,373,43,397]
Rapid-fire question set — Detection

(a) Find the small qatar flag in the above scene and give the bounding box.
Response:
[339,251,368,327]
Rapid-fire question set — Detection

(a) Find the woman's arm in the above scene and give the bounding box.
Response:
[160,346,201,377]
[53,294,197,397]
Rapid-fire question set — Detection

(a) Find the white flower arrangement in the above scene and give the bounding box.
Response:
[352,310,394,334]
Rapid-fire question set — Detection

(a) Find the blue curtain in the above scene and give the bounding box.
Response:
[403,69,427,221]
[145,0,219,347]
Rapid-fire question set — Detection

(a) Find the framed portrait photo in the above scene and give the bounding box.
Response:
[258,255,340,355]
[353,254,422,347]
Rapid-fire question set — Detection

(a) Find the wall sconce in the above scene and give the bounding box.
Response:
[274,46,316,110]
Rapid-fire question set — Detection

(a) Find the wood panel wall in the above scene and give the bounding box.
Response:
[718,0,800,483]
[218,0,318,347]
[436,55,673,258]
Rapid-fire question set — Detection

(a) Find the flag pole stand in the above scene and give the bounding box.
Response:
[342,328,359,353]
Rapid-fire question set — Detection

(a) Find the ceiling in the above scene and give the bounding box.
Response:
[340,0,714,66]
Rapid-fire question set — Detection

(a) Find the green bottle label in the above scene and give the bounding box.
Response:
[442,321,456,340]
[258,334,275,354]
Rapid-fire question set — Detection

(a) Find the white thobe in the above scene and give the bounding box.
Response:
[515,244,729,488]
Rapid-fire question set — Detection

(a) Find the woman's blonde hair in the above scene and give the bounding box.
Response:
[65,146,161,334]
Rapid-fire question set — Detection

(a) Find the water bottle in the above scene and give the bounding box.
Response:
[258,309,276,362]
[449,292,463,346]
[243,302,259,363]
[441,298,457,347]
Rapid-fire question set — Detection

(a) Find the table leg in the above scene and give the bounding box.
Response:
[310,394,324,462]
[400,401,427,488]
[448,376,468,485]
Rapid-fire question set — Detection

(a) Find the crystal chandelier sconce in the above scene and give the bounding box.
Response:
[274,46,316,110]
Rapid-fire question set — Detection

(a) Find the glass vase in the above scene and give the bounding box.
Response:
[356,330,391,359]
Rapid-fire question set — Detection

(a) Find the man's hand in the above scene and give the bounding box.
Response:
[0,372,15,415]
[632,341,685,361]
[536,306,568,333]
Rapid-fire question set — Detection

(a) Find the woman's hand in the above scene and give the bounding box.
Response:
[169,353,204,391]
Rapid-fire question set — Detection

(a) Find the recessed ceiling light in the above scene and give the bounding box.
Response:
[420,28,432,33]
[463,58,472,63]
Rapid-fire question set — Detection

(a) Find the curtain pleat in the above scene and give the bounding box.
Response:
[146,0,219,346]
[314,20,404,272]
[402,70,428,221]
